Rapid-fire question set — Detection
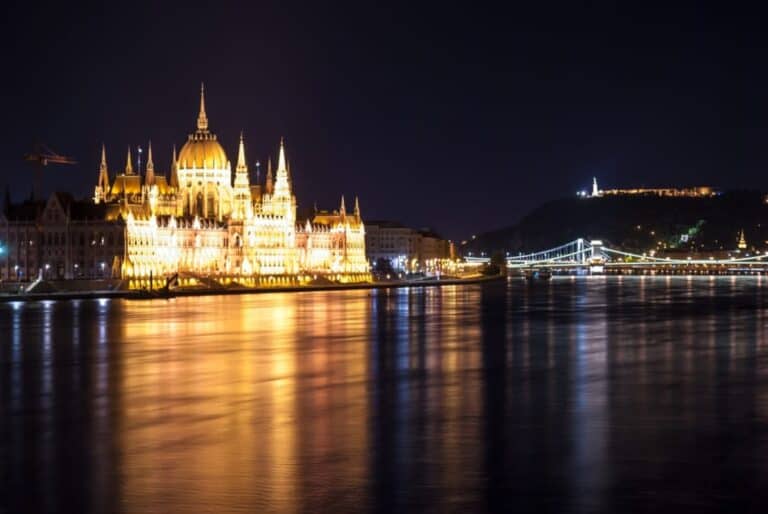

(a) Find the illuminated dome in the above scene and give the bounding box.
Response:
[177,84,229,169]
[178,134,228,169]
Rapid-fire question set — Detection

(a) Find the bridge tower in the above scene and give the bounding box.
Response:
[589,240,604,259]
[588,240,606,274]
[577,238,585,263]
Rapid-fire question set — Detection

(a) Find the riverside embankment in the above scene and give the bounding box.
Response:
[0,274,505,303]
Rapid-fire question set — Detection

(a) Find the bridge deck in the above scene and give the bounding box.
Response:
[467,238,768,271]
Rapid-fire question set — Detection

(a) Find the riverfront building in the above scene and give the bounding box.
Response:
[0,193,124,281]
[1,86,370,286]
[365,220,452,272]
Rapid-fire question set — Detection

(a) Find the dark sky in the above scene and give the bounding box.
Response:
[2,1,768,239]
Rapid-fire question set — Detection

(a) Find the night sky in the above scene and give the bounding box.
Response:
[2,2,768,239]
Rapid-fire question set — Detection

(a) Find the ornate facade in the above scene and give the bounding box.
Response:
[94,85,369,287]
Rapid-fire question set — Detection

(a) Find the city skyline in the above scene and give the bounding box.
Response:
[5,3,768,239]
[5,3,768,513]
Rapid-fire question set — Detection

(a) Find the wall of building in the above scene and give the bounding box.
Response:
[365,222,451,272]
[0,195,125,281]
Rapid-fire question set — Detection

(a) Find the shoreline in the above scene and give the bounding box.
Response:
[0,274,506,303]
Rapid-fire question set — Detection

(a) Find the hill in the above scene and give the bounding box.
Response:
[465,191,768,255]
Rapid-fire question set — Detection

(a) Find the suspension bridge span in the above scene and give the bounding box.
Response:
[466,239,768,274]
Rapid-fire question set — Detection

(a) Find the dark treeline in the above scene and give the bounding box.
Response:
[466,191,768,255]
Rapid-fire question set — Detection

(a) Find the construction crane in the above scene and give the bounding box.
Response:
[24,143,77,200]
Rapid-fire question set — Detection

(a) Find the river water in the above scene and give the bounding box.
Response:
[2,277,768,513]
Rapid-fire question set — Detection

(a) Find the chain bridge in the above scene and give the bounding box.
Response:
[466,239,768,274]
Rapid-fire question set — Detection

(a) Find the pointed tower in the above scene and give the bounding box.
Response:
[273,137,291,198]
[277,137,287,172]
[236,132,247,173]
[266,157,274,194]
[143,141,159,214]
[94,144,110,203]
[232,132,252,220]
[125,147,134,175]
[592,177,599,197]
[340,195,346,216]
[169,144,179,188]
[738,229,747,250]
[197,82,209,132]
[145,141,155,186]
[354,196,361,218]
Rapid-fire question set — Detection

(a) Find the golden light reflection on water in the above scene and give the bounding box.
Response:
[111,291,380,512]
[4,278,768,513]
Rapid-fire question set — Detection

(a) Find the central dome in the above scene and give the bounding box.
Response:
[178,133,228,169]
[177,83,229,170]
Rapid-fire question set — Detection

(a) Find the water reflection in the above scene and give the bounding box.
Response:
[2,277,768,513]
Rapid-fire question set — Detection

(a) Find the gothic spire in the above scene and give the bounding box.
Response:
[236,131,247,172]
[277,137,287,173]
[197,82,209,131]
[234,132,250,194]
[272,138,292,198]
[266,157,274,194]
[354,196,361,218]
[170,144,179,188]
[98,144,110,191]
[125,146,134,175]
[340,195,346,216]
[145,141,155,185]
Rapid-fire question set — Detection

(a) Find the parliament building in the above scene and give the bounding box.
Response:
[0,85,369,287]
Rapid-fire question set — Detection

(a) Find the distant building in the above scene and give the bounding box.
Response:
[0,193,124,281]
[417,228,452,266]
[600,186,718,198]
[365,221,451,272]
[365,221,419,271]
[580,180,718,199]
